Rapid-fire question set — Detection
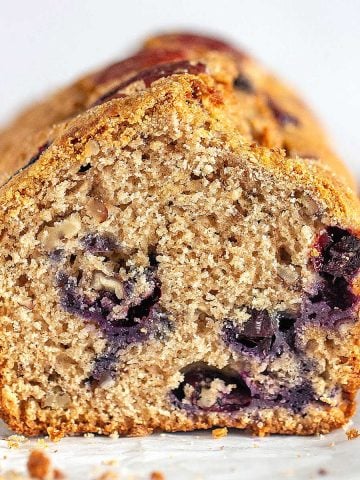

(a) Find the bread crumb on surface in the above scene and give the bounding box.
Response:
[346,428,360,440]
[36,439,49,449]
[318,468,328,476]
[53,469,66,479]
[150,472,165,480]
[0,471,28,480]
[6,435,28,449]
[102,459,119,467]
[211,427,228,439]
[27,450,51,480]
[96,472,119,480]
[26,450,65,480]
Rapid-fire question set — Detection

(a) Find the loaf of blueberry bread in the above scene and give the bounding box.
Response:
[0,32,359,439]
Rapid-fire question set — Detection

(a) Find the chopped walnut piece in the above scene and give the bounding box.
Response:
[92,271,124,299]
[87,198,108,223]
[40,214,81,250]
[84,139,100,157]
[7,435,28,449]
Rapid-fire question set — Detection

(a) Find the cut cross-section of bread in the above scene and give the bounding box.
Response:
[0,33,359,439]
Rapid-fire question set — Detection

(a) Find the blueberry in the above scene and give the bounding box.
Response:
[267,98,299,126]
[233,74,254,93]
[57,270,165,337]
[313,227,360,280]
[224,309,299,358]
[304,227,360,327]
[172,364,252,412]
[172,364,318,414]
[223,310,277,357]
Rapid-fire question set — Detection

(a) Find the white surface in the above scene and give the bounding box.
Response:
[1,2,360,479]
[0,0,360,180]
[0,415,359,480]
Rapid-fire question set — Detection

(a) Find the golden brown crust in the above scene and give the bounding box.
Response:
[0,32,356,190]
[144,32,356,189]
[1,77,359,232]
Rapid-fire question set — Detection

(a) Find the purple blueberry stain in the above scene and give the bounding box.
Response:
[272,382,316,413]
[86,343,119,385]
[80,233,120,255]
[224,227,360,358]
[301,276,357,327]
[56,266,170,386]
[49,249,65,263]
[217,226,360,415]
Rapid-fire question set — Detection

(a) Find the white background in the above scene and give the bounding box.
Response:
[0,2,360,478]
[0,0,359,181]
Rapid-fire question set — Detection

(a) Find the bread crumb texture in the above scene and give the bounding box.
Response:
[346,428,360,440]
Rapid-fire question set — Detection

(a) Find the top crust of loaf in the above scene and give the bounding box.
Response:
[0,72,359,239]
[0,32,357,191]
